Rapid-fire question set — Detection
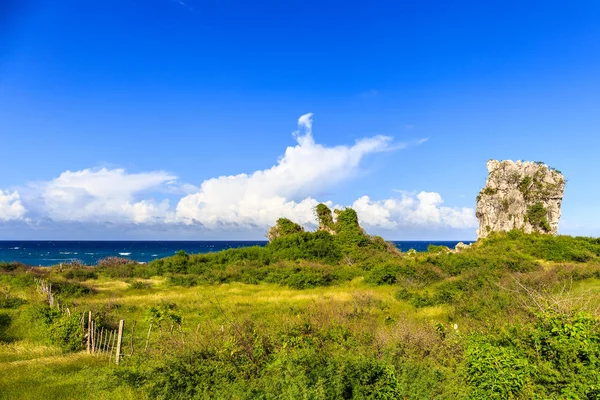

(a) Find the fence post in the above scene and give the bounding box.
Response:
[115,320,124,365]
[109,329,117,363]
[97,328,104,356]
[91,321,95,354]
[87,312,92,353]
[129,321,137,356]
[145,323,152,352]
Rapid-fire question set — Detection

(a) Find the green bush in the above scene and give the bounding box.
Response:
[0,312,12,342]
[366,263,402,285]
[0,293,26,309]
[50,280,94,297]
[526,202,551,232]
[48,313,85,352]
[269,231,342,263]
[64,268,98,281]
[0,262,27,273]
[463,311,600,399]
[168,274,199,287]
[464,337,531,399]
[129,280,151,290]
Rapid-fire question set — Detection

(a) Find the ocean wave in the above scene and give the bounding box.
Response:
[151,254,158,257]
[119,252,132,256]
[10,247,20,250]
[59,252,72,255]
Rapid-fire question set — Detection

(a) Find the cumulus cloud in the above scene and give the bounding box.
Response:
[175,113,393,228]
[0,114,477,237]
[352,192,477,230]
[34,168,176,223]
[0,190,26,221]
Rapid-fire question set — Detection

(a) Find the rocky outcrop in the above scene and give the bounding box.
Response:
[454,242,472,252]
[266,218,304,242]
[267,204,367,241]
[315,204,336,234]
[476,160,565,239]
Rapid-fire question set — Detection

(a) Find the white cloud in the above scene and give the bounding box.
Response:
[352,192,477,230]
[0,190,26,221]
[36,168,176,223]
[0,114,477,237]
[175,113,393,228]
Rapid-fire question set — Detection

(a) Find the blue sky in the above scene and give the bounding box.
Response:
[1,0,599,239]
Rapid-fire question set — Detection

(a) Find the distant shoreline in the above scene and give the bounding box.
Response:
[0,240,474,267]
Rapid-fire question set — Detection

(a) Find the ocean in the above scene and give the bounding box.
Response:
[0,240,473,266]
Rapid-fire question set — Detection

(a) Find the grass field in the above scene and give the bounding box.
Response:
[1,229,600,399]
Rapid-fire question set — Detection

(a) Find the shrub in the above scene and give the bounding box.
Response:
[526,202,551,232]
[64,268,98,281]
[48,313,85,352]
[168,274,199,287]
[0,261,27,273]
[0,312,12,342]
[315,203,335,230]
[32,305,85,352]
[366,263,402,285]
[464,337,531,398]
[129,280,151,290]
[267,218,305,241]
[97,257,132,267]
[0,290,26,309]
[268,231,342,264]
[50,280,94,297]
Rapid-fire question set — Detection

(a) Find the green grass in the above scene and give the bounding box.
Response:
[2,228,600,398]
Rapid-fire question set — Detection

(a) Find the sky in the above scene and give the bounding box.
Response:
[1,0,599,240]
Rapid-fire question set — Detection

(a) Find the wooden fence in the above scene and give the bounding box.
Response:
[35,278,126,365]
[85,312,125,364]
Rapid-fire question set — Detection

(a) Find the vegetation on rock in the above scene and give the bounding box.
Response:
[476,160,565,238]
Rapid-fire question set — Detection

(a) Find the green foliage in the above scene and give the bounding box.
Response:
[168,274,199,287]
[464,337,531,399]
[519,175,532,197]
[129,280,151,290]
[427,244,451,254]
[63,268,98,281]
[49,280,94,297]
[315,203,335,229]
[147,303,182,329]
[32,305,85,352]
[48,314,85,352]
[0,312,12,342]
[2,226,600,398]
[483,230,600,262]
[267,218,305,241]
[0,288,26,309]
[526,202,551,232]
[526,311,600,397]
[0,262,26,273]
[97,256,158,278]
[275,217,304,235]
[463,312,600,399]
[269,231,342,264]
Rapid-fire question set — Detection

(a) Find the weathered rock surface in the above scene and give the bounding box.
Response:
[476,160,565,239]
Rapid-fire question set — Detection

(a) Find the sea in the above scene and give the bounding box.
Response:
[0,240,473,267]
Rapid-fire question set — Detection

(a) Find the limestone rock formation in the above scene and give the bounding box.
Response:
[266,204,367,242]
[476,160,565,239]
[454,242,472,252]
[315,203,336,235]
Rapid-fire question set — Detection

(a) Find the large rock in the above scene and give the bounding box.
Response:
[476,160,565,239]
